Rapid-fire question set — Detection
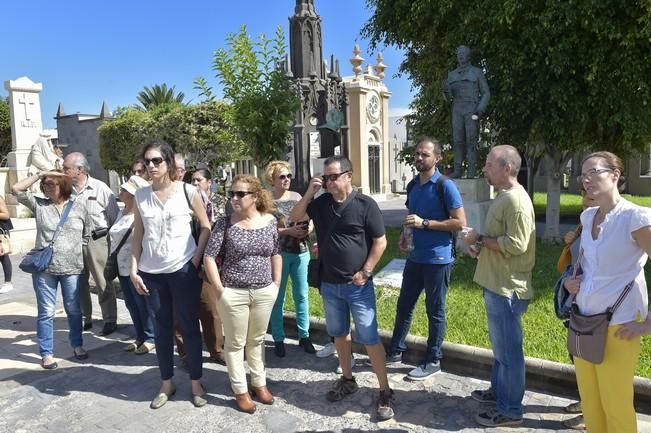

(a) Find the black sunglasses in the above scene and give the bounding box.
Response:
[322,171,350,183]
[144,157,165,167]
[228,190,254,199]
[278,174,293,181]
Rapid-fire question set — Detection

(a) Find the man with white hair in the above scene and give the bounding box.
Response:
[63,152,120,335]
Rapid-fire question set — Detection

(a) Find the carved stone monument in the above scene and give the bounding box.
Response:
[443,45,490,179]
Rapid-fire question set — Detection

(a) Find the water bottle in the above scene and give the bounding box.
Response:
[403,226,414,252]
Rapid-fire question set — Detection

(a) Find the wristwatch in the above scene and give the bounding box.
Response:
[361,270,374,279]
[422,219,430,229]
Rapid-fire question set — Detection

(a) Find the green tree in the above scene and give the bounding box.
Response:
[136,83,186,111]
[0,97,11,160]
[98,108,150,178]
[206,25,300,168]
[364,0,651,241]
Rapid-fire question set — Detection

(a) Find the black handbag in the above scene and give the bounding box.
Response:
[104,224,134,281]
[19,200,74,274]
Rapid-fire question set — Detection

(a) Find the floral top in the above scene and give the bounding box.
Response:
[274,198,308,254]
[16,192,90,275]
[205,216,280,289]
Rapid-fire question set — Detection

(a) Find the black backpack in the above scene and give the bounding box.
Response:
[405,175,456,256]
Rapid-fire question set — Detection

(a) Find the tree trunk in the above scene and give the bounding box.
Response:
[543,155,564,243]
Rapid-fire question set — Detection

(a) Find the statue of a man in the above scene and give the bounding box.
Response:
[27,133,62,173]
[443,45,490,178]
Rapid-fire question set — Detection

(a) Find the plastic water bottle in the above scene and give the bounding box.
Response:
[403,226,414,252]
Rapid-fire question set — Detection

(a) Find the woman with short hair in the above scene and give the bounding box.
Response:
[12,170,90,369]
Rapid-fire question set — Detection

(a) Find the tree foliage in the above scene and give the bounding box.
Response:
[0,97,11,159]
[98,108,150,178]
[207,25,300,168]
[364,0,651,240]
[136,83,186,111]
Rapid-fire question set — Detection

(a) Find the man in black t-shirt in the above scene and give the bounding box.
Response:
[290,155,394,421]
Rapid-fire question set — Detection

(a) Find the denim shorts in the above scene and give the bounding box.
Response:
[320,280,380,345]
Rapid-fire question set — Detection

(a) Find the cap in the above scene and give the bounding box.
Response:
[120,175,149,195]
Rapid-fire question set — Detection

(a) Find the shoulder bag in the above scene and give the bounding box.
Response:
[103,224,134,281]
[19,199,75,274]
[307,191,357,288]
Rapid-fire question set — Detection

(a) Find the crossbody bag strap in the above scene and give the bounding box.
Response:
[217,215,232,261]
[609,280,636,314]
[49,199,75,247]
[319,190,357,256]
[113,224,134,255]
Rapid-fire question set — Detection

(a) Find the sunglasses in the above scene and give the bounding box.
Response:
[228,190,254,199]
[144,157,165,166]
[322,171,350,183]
[278,173,293,181]
[42,181,59,187]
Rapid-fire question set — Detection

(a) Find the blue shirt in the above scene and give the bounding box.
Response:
[407,170,463,264]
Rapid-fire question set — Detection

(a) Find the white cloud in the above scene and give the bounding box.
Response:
[388,107,413,118]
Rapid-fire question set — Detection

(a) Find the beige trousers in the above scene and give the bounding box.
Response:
[80,236,117,323]
[216,283,278,394]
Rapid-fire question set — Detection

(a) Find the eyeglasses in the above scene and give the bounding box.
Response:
[577,168,612,182]
[228,190,254,199]
[176,167,186,172]
[278,174,293,181]
[144,157,165,167]
[322,171,350,183]
[42,181,58,187]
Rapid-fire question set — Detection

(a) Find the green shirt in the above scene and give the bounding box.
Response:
[473,185,536,299]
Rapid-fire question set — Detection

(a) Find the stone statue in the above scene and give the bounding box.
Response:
[443,45,490,178]
[27,133,62,173]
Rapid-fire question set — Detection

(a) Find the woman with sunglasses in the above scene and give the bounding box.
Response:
[12,170,90,369]
[264,161,315,357]
[130,140,212,409]
[563,151,651,433]
[203,174,281,414]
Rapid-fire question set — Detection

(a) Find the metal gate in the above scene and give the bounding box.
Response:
[368,145,381,194]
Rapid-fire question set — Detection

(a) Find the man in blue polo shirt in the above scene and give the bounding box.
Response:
[386,137,466,380]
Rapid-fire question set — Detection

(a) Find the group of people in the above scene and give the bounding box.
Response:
[6,136,651,430]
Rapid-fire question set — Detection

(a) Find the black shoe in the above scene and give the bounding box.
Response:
[299,337,316,354]
[83,322,93,331]
[274,341,286,357]
[100,322,117,336]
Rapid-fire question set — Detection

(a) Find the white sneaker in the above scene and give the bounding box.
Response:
[335,355,356,374]
[316,342,336,358]
[0,282,13,294]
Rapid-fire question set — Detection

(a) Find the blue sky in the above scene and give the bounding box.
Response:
[1,0,414,129]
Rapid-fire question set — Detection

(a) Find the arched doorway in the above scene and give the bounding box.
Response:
[368,130,381,194]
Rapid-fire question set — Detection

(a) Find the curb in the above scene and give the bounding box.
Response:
[283,312,651,414]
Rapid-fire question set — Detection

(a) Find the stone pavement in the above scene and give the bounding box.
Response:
[1,261,651,433]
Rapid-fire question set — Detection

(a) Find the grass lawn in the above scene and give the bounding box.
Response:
[283,226,651,377]
[534,192,651,216]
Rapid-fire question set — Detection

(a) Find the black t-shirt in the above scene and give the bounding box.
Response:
[307,192,385,284]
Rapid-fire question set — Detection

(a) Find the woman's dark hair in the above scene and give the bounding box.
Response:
[141,139,176,180]
[40,170,73,200]
[194,168,212,181]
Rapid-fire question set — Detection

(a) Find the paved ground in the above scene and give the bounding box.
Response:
[4,261,651,433]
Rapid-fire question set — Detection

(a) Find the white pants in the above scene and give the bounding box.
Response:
[216,283,278,394]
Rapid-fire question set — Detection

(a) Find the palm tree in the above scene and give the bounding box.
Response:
[136,83,185,111]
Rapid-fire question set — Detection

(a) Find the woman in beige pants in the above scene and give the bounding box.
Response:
[203,174,281,414]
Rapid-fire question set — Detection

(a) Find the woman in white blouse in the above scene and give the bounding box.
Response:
[108,175,154,354]
[130,140,211,409]
[564,151,651,433]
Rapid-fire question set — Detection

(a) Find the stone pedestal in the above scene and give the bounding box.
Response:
[452,178,492,241]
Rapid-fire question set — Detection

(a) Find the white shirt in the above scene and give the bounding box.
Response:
[108,210,135,277]
[578,199,651,324]
[135,181,196,274]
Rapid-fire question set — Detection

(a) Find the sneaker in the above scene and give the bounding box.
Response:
[565,401,582,414]
[471,388,497,403]
[0,282,13,294]
[325,376,358,402]
[366,351,402,367]
[316,342,336,358]
[475,409,523,427]
[335,355,356,374]
[562,414,586,430]
[376,389,395,421]
[407,361,441,380]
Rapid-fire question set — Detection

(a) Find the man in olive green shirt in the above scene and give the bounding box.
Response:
[463,145,535,428]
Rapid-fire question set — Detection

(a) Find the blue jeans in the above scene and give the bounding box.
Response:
[484,288,530,419]
[32,272,83,357]
[271,251,310,342]
[388,260,451,363]
[321,280,380,345]
[140,261,203,380]
[119,276,155,344]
